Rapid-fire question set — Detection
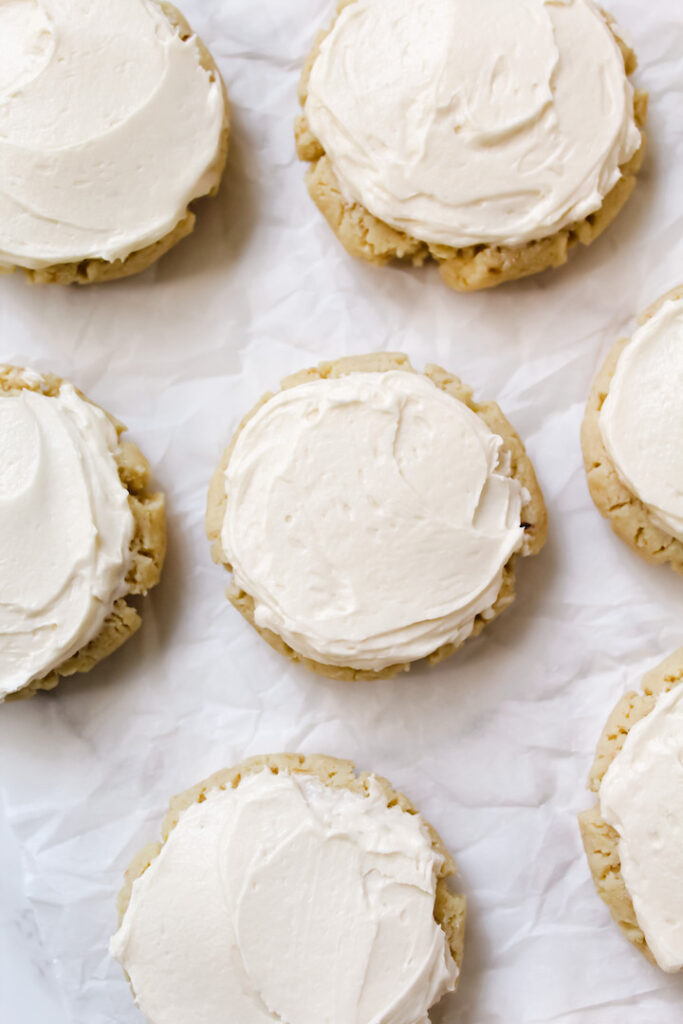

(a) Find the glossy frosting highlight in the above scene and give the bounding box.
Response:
[0,379,134,699]
[220,371,526,670]
[304,0,640,248]
[0,0,225,269]
[599,297,683,540]
[110,769,458,1024]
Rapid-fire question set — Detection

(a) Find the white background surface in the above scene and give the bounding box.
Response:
[0,1,682,1022]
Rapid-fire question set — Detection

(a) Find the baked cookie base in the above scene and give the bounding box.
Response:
[206,352,547,681]
[581,284,683,575]
[116,753,467,981]
[2,1,230,287]
[1,366,167,700]
[578,649,683,966]
[295,3,647,291]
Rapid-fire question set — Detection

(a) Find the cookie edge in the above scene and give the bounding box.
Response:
[206,351,547,681]
[3,1,231,286]
[294,2,647,292]
[1,365,167,700]
[578,648,683,967]
[114,752,467,987]
[581,283,683,576]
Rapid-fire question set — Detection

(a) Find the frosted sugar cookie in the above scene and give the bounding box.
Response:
[579,649,683,970]
[582,285,683,575]
[207,353,547,679]
[295,0,647,291]
[0,0,229,284]
[0,366,166,700]
[111,753,466,1024]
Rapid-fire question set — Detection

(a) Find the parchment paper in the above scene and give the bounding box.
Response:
[0,2,682,1022]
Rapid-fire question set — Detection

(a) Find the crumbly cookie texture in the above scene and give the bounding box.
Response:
[295,2,647,291]
[116,752,467,978]
[2,1,230,287]
[206,352,547,681]
[578,649,683,965]
[1,366,166,700]
[581,284,683,576]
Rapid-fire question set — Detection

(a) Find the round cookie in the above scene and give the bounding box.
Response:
[207,352,547,680]
[295,0,647,291]
[0,1,230,285]
[579,649,683,968]
[581,284,683,575]
[111,753,466,1023]
[1,366,166,700]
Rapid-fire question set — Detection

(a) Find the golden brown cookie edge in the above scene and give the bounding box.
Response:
[206,352,547,680]
[114,752,467,982]
[578,648,683,967]
[295,2,647,291]
[1,365,167,700]
[5,1,231,286]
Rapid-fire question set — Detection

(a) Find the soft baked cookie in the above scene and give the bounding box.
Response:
[207,352,547,680]
[582,284,683,575]
[0,366,166,701]
[295,0,647,291]
[0,1,230,285]
[111,753,466,1024]
[579,649,683,970]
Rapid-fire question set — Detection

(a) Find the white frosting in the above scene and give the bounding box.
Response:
[304,0,640,248]
[600,683,683,972]
[0,379,135,699]
[599,296,683,540]
[0,0,225,269]
[110,768,458,1024]
[219,371,526,670]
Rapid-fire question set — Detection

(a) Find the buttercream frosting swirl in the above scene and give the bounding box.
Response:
[0,0,226,269]
[0,375,134,699]
[599,296,683,541]
[219,370,526,670]
[600,680,683,972]
[304,0,641,248]
[110,768,458,1024]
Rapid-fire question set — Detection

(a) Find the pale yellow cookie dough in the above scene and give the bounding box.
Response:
[4,2,230,287]
[581,284,683,576]
[579,649,683,965]
[115,752,467,978]
[295,3,647,292]
[1,366,167,700]
[206,352,547,681]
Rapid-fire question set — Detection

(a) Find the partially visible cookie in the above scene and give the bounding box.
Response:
[296,0,646,290]
[579,649,683,969]
[111,753,466,1024]
[0,1,230,285]
[0,366,166,701]
[582,285,683,575]
[207,352,547,680]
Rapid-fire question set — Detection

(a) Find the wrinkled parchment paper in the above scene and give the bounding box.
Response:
[1,2,682,1022]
